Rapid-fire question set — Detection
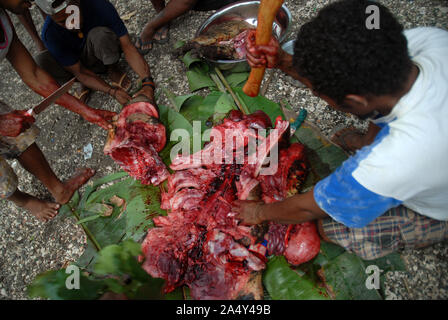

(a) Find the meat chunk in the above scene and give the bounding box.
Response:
[104,101,169,186]
[178,20,255,61]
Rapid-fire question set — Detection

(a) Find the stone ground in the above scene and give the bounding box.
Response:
[0,0,447,300]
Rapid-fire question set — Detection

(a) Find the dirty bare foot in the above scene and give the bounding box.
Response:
[153,24,170,43]
[22,197,60,222]
[330,127,367,153]
[9,190,60,222]
[52,168,95,205]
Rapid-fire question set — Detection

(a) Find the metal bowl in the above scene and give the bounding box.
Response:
[196,0,292,70]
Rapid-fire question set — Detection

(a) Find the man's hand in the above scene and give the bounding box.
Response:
[232,200,266,226]
[245,30,282,69]
[0,110,35,137]
[111,87,132,105]
[83,109,117,130]
[133,86,155,103]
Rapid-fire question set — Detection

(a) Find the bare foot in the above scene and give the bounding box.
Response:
[22,197,60,222]
[331,127,367,153]
[153,24,169,43]
[52,168,96,205]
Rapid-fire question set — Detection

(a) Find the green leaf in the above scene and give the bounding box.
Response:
[225,72,249,87]
[313,241,346,267]
[173,94,196,112]
[369,252,407,273]
[214,92,236,113]
[173,40,186,50]
[186,68,216,92]
[28,268,106,300]
[182,51,203,69]
[76,214,102,225]
[263,256,328,300]
[232,87,284,124]
[180,92,220,130]
[322,252,382,300]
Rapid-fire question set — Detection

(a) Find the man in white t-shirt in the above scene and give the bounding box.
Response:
[232,0,448,260]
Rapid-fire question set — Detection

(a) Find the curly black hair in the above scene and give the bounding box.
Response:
[293,0,413,103]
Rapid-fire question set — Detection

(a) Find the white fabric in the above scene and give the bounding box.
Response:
[0,9,13,62]
[353,27,448,221]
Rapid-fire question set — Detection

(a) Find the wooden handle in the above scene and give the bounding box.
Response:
[243,0,284,97]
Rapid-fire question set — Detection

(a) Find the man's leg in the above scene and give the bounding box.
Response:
[150,0,169,42]
[17,143,95,205]
[137,0,198,52]
[82,27,131,91]
[318,206,448,260]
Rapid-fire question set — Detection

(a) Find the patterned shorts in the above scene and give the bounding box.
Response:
[321,206,448,260]
[0,101,40,199]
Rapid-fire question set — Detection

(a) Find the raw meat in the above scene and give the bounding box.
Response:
[176,20,254,61]
[104,101,169,186]
[141,110,320,299]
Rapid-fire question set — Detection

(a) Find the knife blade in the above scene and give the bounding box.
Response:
[26,77,76,117]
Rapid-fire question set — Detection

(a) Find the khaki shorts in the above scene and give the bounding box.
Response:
[0,101,40,199]
[321,205,448,260]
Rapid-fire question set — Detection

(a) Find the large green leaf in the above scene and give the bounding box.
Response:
[182,51,203,69]
[232,87,284,124]
[321,252,382,300]
[225,72,249,87]
[28,268,106,300]
[186,67,216,92]
[263,256,328,300]
[94,240,165,299]
[293,121,348,190]
[29,241,166,300]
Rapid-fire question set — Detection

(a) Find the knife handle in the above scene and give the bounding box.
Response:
[291,108,308,132]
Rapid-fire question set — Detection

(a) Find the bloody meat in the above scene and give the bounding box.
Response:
[104,101,169,186]
[141,110,321,299]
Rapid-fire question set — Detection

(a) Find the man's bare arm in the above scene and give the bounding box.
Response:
[233,188,328,225]
[6,27,113,129]
[119,34,154,100]
[17,8,46,52]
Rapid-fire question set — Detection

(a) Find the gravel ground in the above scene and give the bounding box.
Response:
[0,0,447,300]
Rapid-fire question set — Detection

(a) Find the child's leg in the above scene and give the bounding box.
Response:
[17,143,95,205]
[0,155,59,222]
[8,190,60,222]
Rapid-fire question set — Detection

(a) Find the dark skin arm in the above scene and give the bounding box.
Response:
[119,34,155,101]
[232,187,328,225]
[17,8,46,52]
[64,61,132,105]
[6,27,115,130]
